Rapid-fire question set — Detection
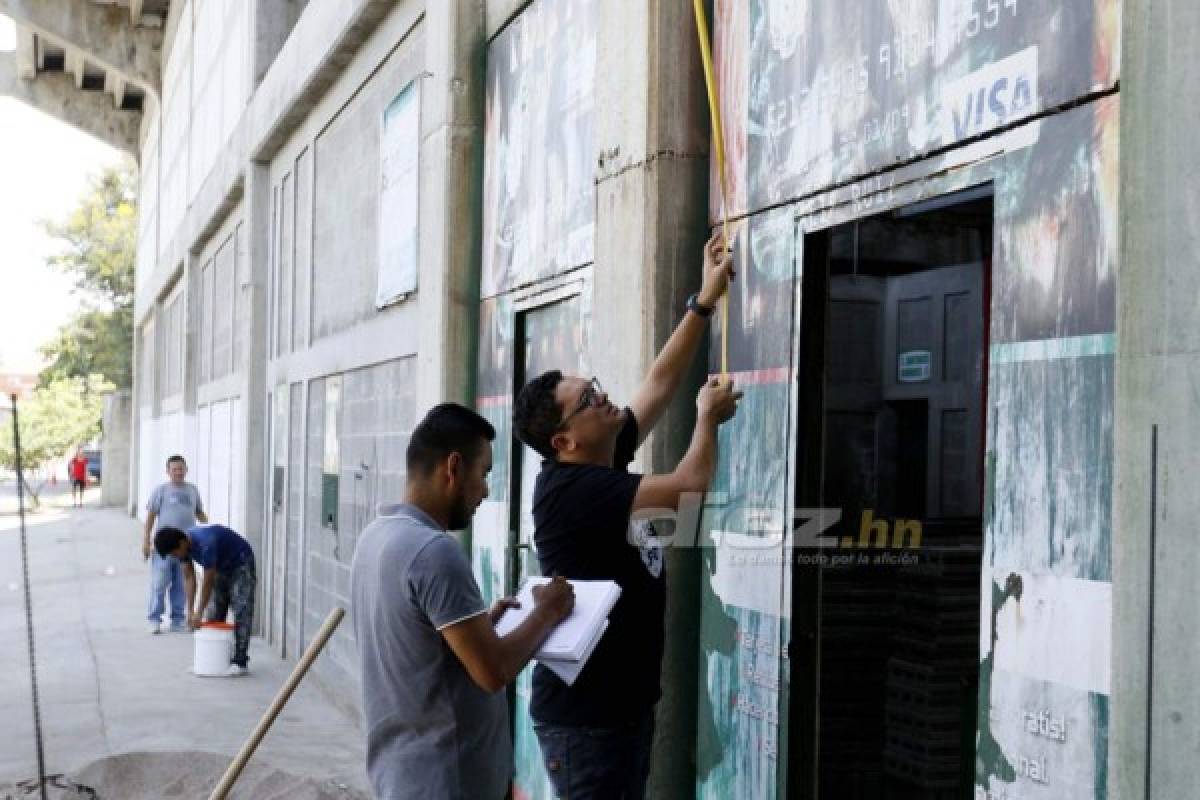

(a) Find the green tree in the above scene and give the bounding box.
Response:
[0,376,111,507]
[39,162,137,389]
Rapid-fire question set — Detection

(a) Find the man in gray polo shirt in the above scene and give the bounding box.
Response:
[142,454,207,634]
[352,403,574,800]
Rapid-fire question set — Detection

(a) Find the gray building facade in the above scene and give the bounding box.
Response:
[5,0,1200,798]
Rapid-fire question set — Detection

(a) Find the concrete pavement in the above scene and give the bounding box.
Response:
[0,493,368,797]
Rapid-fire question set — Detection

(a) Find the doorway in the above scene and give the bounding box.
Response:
[508,290,590,798]
[790,187,993,799]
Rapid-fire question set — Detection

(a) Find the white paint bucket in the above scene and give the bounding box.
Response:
[193,623,234,676]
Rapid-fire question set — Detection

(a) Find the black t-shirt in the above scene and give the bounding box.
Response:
[530,410,667,726]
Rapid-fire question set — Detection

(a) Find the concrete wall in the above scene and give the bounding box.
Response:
[132,0,486,711]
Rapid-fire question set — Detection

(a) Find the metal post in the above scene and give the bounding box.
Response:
[10,393,47,800]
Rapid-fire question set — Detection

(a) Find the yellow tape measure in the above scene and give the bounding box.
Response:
[692,0,730,379]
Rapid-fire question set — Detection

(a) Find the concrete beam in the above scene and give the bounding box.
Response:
[129,0,145,27]
[0,0,161,96]
[0,51,140,153]
[14,28,35,79]
[65,45,84,89]
[105,71,127,110]
[248,0,397,160]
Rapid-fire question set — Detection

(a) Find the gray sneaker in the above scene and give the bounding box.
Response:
[225,664,249,677]
[148,622,161,635]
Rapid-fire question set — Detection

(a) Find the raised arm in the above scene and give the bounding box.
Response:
[628,230,734,444]
[632,377,741,512]
[440,577,575,693]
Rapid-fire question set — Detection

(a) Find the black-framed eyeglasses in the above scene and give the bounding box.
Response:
[559,376,604,428]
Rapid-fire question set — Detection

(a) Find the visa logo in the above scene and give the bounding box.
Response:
[941,46,1039,142]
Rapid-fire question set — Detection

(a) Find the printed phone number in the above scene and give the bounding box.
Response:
[803,0,1022,105]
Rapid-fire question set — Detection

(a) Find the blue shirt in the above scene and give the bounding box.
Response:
[186,524,254,574]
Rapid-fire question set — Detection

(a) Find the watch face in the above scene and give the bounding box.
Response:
[689,294,713,316]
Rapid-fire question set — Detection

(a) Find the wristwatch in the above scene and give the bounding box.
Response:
[686,292,715,318]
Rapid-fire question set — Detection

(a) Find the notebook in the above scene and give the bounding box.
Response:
[494,577,621,683]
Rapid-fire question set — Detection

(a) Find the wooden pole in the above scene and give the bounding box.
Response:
[208,607,346,800]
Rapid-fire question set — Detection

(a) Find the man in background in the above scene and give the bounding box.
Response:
[142,455,207,634]
[68,447,89,508]
[155,523,256,676]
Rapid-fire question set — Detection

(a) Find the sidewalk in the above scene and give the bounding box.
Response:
[0,494,368,796]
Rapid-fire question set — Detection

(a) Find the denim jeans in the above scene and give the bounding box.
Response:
[204,561,257,667]
[147,552,185,625]
[533,713,654,800]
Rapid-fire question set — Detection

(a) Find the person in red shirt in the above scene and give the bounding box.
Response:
[69,448,89,508]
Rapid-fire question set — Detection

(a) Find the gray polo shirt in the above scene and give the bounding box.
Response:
[146,481,203,532]
[351,502,510,800]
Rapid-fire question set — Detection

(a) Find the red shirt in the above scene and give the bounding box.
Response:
[69,457,89,481]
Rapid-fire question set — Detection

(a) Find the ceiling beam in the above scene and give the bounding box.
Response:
[104,71,127,110]
[14,28,35,79]
[0,0,161,97]
[64,45,84,89]
[0,51,140,153]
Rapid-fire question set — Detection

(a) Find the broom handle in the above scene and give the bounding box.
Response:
[208,607,346,800]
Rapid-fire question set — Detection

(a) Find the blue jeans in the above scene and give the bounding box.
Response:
[533,713,654,800]
[147,552,185,625]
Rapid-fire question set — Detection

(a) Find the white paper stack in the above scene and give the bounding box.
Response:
[494,577,621,685]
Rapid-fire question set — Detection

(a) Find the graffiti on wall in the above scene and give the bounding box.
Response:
[482,0,597,298]
[704,0,1120,790]
[712,0,1120,219]
[696,208,797,799]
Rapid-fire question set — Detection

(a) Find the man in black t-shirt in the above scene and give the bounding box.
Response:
[513,230,742,799]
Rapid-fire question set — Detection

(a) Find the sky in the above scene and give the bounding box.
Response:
[0,14,128,375]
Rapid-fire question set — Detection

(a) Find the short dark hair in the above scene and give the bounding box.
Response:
[166,455,186,469]
[407,403,496,476]
[154,527,188,558]
[513,370,564,460]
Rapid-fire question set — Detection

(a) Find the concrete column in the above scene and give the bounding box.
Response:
[1112,1,1200,798]
[593,1,710,794]
[183,251,201,416]
[128,327,146,517]
[415,0,485,412]
[237,163,272,559]
[102,391,133,508]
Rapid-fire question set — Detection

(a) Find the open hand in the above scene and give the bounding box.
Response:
[532,575,575,623]
[698,229,736,307]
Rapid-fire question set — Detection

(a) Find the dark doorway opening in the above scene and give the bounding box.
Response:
[789,186,993,799]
